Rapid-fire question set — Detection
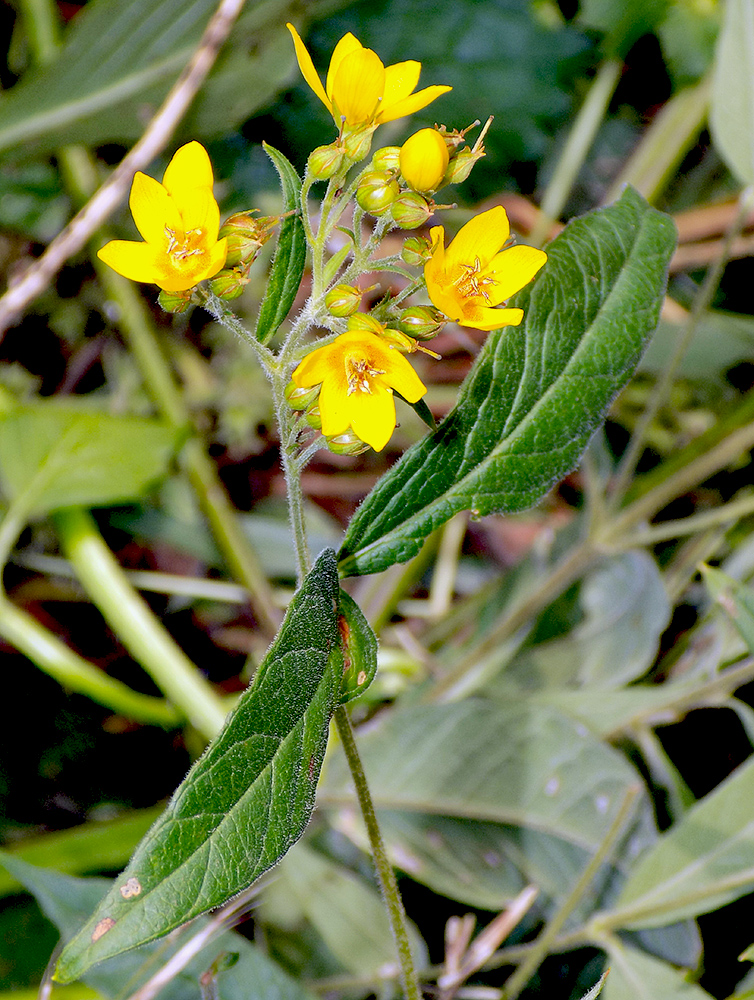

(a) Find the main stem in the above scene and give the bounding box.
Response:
[334,706,422,1000]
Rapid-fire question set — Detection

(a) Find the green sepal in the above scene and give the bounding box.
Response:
[55,549,343,982]
[254,143,306,345]
[395,389,437,432]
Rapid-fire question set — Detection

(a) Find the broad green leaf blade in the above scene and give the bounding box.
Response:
[604,755,754,930]
[0,0,301,157]
[1,855,317,1000]
[55,550,343,982]
[338,187,677,577]
[320,700,651,855]
[337,589,378,704]
[255,144,306,345]
[600,941,714,1000]
[0,405,178,517]
[263,842,426,975]
[710,0,754,184]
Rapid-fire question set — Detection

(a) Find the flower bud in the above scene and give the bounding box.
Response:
[399,306,445,339]
[326,430,371,456]
[209,268,248,300]
[379,327,416,352]
[305,403,322,430]
[391,191,432,229]
[401,235,433,265]
[356,170,400,216]
[158,288,193,313]
[285,381,320,411]
[346,313,385,336]
[372,146,401,171]
[325,284,363,317]
[308,143,346,180]
[219,212,276,268]
[399,128,450,193]
[443,147,480,185]
[342,124,377,162]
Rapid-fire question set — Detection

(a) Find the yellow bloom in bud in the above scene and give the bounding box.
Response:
[286,23,451,130]
[98,142,227,293]
[292,331,427,452]
[399,128,450,193]
[424,206,547,331]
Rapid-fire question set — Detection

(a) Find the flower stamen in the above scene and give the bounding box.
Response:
[454,257,497,301]
[346,354,387,395]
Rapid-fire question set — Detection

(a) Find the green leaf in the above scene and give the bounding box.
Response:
[0,404,179,517]
[0,0,303,158]
[599,940,714,1000]
[338,187,677,577]
[0,854,317,1000]
[320,700,651,855]
[263,842,426,975]
[395,389,437,432]
[603,755,754,930]
[710,0,754,184]
[337,589,378,704]
[702,564,754,655]
[579,971,610,1000]
[255,144,306,345]
[55,550,343,982]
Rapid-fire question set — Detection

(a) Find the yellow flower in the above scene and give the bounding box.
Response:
[97,142,227,293]
[292,330,427,452]
[424,206,547,331]
[400,128,449,193]
[286,23,451,130]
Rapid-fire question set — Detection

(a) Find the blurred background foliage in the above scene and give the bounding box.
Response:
[4,0,754,999]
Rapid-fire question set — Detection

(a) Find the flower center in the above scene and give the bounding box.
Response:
[164,226,206,267]
[345,352,386,395]
[453,257,497,301]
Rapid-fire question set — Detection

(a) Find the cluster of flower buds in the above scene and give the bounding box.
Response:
[209,212,280,301]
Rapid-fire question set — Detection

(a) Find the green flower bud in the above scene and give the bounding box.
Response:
[325,284,363,317]
[401,235,433,265]
[308,143,346,180]
[285,381,320,411]
[356,170,400,216]
[342,124,377,162]
[158,288,193,313]
[379,327,416,352]
[398,305,445,339]
[305,403,322,430]
[371,145,401,171]
[391,191,432,229]
[443,147,479,185]
[219,212,277,268]
[209,268,248,300]
[346,313,385,336]
[326,430,371,456]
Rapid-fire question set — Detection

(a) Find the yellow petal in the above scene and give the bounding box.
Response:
[287,22,332,112]
[382,60,421,104]
[162,141,214,198]
[318,375,352,437]
[483,245,548,304]
[332,47,385,126]
[383,350,427,403]
[326,32,364,101]
[178,186,220,243]
[200,236,228,282]
[445,206,510,272]
[129,172,180,245]
[462,305,524,331]
[377,84,452,124]
[348,383,396,451]
[97,239,164,283]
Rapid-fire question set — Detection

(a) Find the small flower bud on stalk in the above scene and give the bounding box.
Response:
[401,235,433,265]
[342,123,378,162]
[285,381,321,411]
[439,116,492,185]
[346,313,386,336]
[372,146,401,171]
[399,306,445,339]
[219,212,278,269]
[158,288,193,313]
[380,326,442,359]
[209,268,249,301]
[326,430,371,456]
[325,284,363,317]
[392,192,433,229]
[308,143,346,180]
[399,128,449,193]
[305,403,322,430]
[356,170,400,216]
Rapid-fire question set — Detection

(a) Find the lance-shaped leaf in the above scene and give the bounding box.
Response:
[55,550,343,982]
[338,187,677,577]
[255,144,306,345]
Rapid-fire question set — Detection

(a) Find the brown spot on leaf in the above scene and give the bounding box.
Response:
[119,877,142,899]
[92,917,116,942]
[357,670,367,685]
